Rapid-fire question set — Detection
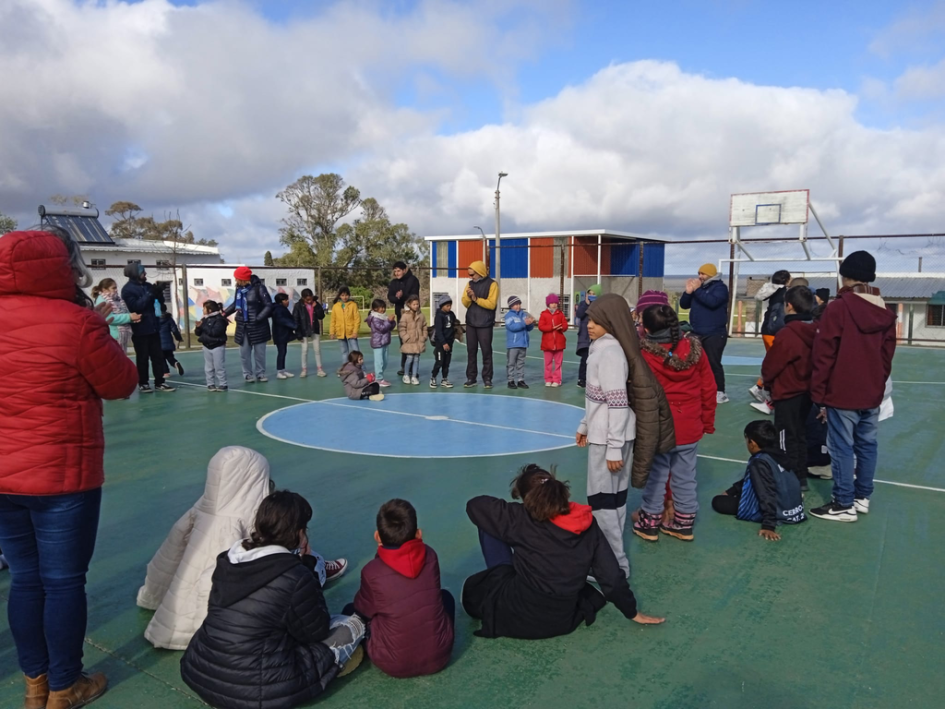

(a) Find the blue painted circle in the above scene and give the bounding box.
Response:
[256,393,584,458]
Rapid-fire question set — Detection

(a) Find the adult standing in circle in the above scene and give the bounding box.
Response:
[122,262,175,393]
[224,266,273,384]
[461,260,498,389]
[679,263,730,403]
[388,261,420,377]
[0,229,138,709]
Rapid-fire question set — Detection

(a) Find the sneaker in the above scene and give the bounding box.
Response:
[716,391,730,404]
[403,375,411,384]
[545,382,552,387]
[368,393,385,402]
[748,384,766,403]
[397,370,405,377]
[155,383,176,392]
[46,672,108,709]
[854,498,870,515]
[808,465,833,480]
[464,380,477,388]
[577,380,586,388]
[277,372,288,380]
[809,501,857,522]
[175,361,185,376]
[283,371,295,378]
[378,379,392,387]
[317,369,327,378]
[216,386,228,392]
[300,369,308,378]
[442,379,454,388]
[245,377,256,384]
[411,376,420,386]
[337,644,365,678]
[551,382,561,388]
[430,379,439,389]
[508,381,518,389]
[256,376,268,383]
[483,381,493,389]
[138,384,153,394]
[207,385,217,391]
[325,558,348,583]
[517,381,529,389]
[750,401,774,415]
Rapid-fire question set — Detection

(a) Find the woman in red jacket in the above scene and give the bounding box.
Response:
[632,305,716,543]
[0,229,138,709]
[538,293,568,387]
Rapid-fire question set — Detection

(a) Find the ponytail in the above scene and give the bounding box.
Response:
[91,278,117,300]
[510,464,571,522]
[642,304,682,360]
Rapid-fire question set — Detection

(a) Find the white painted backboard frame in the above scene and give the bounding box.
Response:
[730,189,810,227]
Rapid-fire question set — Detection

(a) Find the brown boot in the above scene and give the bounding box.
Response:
[46,673,108,709]
[24,673,49,709]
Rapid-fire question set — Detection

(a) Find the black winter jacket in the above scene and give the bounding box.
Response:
[195,313,228,350]
[181,551,338,709]
[121,278,164,336]
[433,308,458,346]
[292,300,325,337]
[761,287,787,337]
[575,299,591,352]
[224,276,273,346]
[159,316,182,351]
[462,496,638,639]
[726,448,806,531]
[388,270,421,320]
[271,304,298,345]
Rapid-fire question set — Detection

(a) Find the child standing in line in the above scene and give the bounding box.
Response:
[750,270,791,405]
[346,499,454,678]
[538,293,568,387]
[754,286,816,490]
[195,300,228,391]
[330,287,361,362]
[292,288,327,378]
[574,285,601,388]
[398,295,427,386]
[338,351,385,401]
[272,293,299,380]
[159,304,185,376]
[503,295,535,389]
[367,298,397,388]
[92,277,139,352]
[712,421,806,540]
[431,294,458,389]
[633,305,716,542]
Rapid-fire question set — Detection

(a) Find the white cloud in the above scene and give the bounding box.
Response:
[869,1,945,57]
[895,58,945,99]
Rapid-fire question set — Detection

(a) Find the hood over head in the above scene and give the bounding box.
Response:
[0,231,76,301]
[196,446,271,518]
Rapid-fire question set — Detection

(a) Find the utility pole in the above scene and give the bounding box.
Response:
[494,172,507,310]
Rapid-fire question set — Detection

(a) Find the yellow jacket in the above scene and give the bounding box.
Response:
[461,280,498,311]
[330,301,361,340]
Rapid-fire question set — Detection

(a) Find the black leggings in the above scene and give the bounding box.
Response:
[711,494,739,516]
[432,345,452,379]
[700,334,728,392]
[132,333,165,386]
[359,382,381,399]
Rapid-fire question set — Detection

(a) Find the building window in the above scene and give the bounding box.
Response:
[193,278,204,286]
[127,259,141,265]
[276,278,287,286]
[258,278,266,284]
[90,258,106,269]
[178,278,183,286]
[435,243,449,273]
[156,260,172,268]
[221,278,232,287]
[928,304,945,327]
[297,278,307,286]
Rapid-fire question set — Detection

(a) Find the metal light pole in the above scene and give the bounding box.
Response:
[494,172,507,309]
[473,226,487,267]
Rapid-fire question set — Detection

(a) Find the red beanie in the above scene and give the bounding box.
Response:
[234,266,253,280]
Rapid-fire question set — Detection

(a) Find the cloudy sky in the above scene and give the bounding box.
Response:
[1,0,944,267]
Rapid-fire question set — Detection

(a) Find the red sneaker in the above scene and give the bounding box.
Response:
[324,558,348,583]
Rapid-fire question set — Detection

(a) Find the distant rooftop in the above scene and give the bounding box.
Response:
[424,229,670,243]
[38,205,113,245]
[663,273,945,300]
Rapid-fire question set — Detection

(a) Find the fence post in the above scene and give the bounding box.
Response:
[317,266,323,300]
[181,264,191,349]
[727,241,736,332]
[638,241,645,300]
[908,303,914,345]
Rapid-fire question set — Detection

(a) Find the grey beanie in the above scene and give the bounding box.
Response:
[507,295,522,308]
[437,294,453,308]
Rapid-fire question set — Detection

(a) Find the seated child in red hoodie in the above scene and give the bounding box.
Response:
[346,500,454,678]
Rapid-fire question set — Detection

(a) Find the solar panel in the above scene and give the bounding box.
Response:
[43,214,114,244]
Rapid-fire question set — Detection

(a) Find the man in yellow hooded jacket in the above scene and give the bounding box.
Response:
[461,260,499,388]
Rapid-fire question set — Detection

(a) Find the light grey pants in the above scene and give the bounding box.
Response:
[203,346,227,388]
[300,335,323,371]
[239,340,267,380]
[642,442,700,515]
[507,347,526,382]
[587,441,633,577]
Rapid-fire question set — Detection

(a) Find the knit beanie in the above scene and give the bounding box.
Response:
[698,263,718,278]
[507,295,521,308]
[546,293,560,306]
[815,288,830,304]
[635,290,669,312]
[437,294,453,309]
[587,284,602,297]
[468,260,488,278]
[839,251,876,283]
[234,266,253,281]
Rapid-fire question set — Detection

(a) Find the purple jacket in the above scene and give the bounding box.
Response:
[367,311,397,349]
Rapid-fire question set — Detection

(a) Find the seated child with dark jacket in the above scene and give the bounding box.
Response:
[344,499,455,678]
[711,421,806,541]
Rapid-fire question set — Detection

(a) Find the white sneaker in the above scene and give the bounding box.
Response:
[283,371,295,378]
[403,375,411,384]
[716,391,730,404]
[551,382,560,387]
[277,372,288,380]
[808,465,833,480]
[545,382,552,387]
[854,498,870,515]
[300,369,308,378]
[748,384,766,403]
[369,393,385,402]
[316,369,327,378]
[750,401,774,415]
[411,376,420,385]
[257,376,268,383]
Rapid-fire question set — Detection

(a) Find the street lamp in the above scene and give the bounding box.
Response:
[495,172,507,308]
[473,226,487,266]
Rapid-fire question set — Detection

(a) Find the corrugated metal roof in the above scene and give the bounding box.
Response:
[661,274,945,300]
[424,229,670,243]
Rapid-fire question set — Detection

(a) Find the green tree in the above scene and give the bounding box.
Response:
[264,250,274,266]
[276,174,361,267]
[334,198,422,289]
[105,201,145,239]
[0,211,17,235]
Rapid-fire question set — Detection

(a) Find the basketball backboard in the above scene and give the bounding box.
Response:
[730,189,809,227]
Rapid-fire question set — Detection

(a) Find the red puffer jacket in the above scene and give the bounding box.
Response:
[0,231,138,495]
[353,540,454,678]
[639,335,716,445]
[538,309,569,351]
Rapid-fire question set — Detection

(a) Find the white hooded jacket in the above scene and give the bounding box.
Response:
[136,446,271,650]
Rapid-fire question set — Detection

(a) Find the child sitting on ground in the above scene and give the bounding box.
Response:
[338,351,384,401]
[431,294,458,388]
[538,293,568,387]
[398,295,427,385]
[750,269,791,404]
[346,499,454,678]
[463,464,664,640]
[504,295,535,389]
[367,298,397,387]
[181,491,365,709]
[272,293,299,379]
[711,421,806,541]
[195,300,228,391]
[159,304,184,376]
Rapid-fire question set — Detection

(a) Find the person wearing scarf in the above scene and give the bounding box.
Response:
[576,294,675,575]
[224,266,273,383]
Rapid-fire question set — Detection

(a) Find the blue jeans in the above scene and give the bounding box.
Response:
[0,489,102,690]
[373,345,388,381]
[827,407,879,506]
[339,338,360,361]
[642,442,700,515]
[404,353,420,378]
[478,529,513,568]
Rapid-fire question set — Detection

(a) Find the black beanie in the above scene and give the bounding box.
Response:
[839,251,876,283]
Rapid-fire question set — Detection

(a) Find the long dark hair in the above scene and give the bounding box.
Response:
[244,491,312,551]
[510,464,571,522]
[643,305,681,348]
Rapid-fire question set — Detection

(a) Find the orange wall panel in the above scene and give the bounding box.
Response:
[573,236,606,276]
[458,240,487,272]
[530,237,555,278]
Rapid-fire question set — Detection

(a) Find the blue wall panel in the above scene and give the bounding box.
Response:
[610,243,639,276]
[488,238,527,278]
[431,242,438,278]
[642,243,666,277]
[448,240,457,277]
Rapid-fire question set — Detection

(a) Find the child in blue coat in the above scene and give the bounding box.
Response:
[272,293,299,379]
[160,305,184,376]
[503,295,535,389]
